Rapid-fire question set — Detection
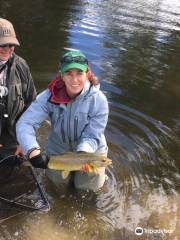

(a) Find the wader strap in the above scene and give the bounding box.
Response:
[0,97,7,137]
[0,100,4,136]
[0,65,6,73]
[0,64,7,86]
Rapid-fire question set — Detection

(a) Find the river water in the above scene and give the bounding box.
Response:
[0,0,180,239]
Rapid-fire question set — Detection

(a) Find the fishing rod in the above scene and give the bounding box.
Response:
[0,155,50,212]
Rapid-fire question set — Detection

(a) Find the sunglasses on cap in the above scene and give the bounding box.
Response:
[0,44,15,48]
[61,56,88,65]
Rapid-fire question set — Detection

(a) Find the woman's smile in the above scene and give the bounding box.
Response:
[62,69,87,98]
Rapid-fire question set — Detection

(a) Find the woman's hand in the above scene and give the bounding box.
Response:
[77,151,94,173]
[29,149,49,169]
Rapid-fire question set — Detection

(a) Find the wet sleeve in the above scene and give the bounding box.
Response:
[16,90,50,154]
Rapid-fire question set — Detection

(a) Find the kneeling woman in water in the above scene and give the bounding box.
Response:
[16,50,109,192]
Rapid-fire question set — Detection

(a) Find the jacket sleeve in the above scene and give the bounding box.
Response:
[16,90,50,154]
[76,92,109,153]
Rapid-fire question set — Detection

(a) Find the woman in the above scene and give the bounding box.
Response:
[16,50,109,191]
[0,18,36,159]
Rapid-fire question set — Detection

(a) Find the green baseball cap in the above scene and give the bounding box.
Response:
[60,50,88,74]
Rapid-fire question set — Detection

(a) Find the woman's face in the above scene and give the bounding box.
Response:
[0,45,15,61]
[62,68,87,98]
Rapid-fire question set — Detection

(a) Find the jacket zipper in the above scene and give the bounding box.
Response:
[68,103,73,150]
[61,118,65,142]
[74,116,78,141]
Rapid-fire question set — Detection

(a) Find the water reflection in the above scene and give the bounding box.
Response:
[0,0,180,239]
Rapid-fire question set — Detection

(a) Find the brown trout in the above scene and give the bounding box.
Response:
[48,152,112,172]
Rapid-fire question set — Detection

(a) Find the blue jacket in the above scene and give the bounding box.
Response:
[16,80,109,155]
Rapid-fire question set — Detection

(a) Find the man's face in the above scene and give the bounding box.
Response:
[0,44,15,61]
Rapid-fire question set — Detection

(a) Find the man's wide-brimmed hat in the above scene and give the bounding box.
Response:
[0,18,20,46]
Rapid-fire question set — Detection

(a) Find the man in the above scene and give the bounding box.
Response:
[0,18,36,159]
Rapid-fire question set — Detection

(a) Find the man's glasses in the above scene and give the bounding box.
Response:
[0,44,15,48]
[61,56,88,65]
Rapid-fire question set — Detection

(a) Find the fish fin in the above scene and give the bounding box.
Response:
[62,171,70,179]
[81,164,93,173]
[87,164,94,173]
[88,164,98,174]
[85,164,99,174]
[92,166,99,174]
